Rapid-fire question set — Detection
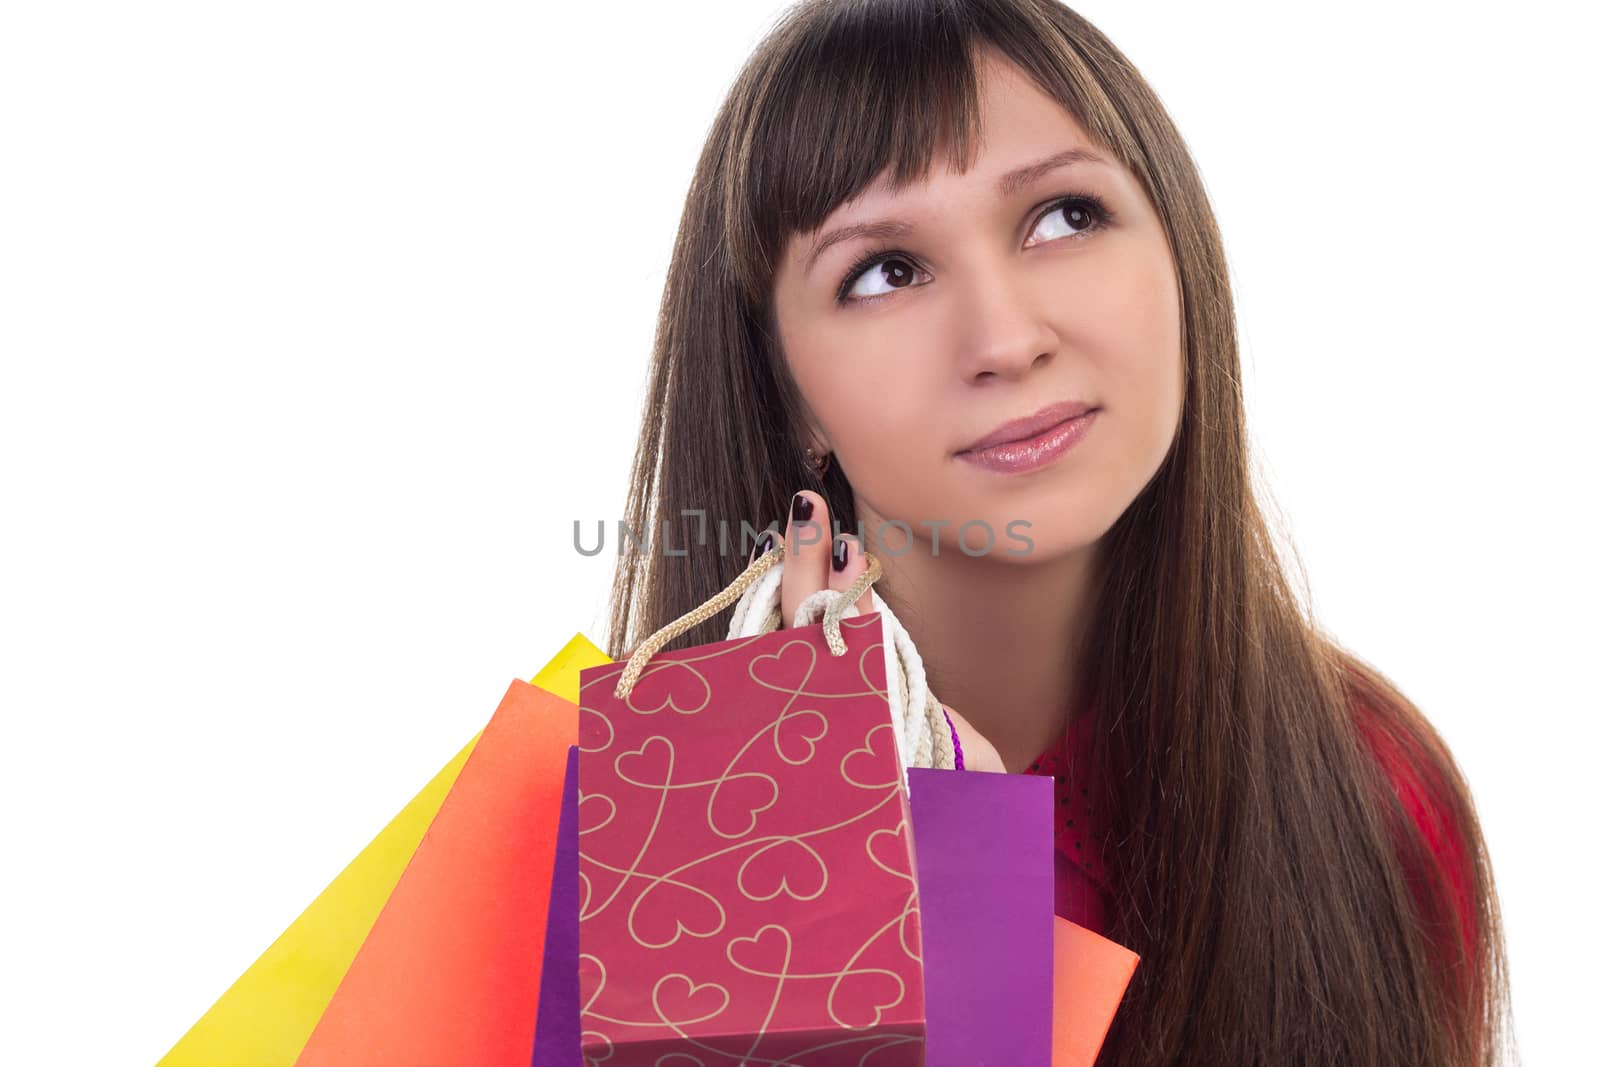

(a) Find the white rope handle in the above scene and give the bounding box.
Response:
[726,548,954,779]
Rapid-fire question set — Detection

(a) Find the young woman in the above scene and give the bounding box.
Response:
[604,1,1511,1062]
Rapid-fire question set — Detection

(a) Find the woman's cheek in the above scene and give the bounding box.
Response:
[828,381,938,480]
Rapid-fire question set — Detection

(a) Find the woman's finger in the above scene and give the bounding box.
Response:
[782,489,830,629]
[827,534,874,617]
[747,527,778,567]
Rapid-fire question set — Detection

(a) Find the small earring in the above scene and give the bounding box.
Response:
[804,446,832,476]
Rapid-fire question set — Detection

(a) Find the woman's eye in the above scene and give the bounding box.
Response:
[836,194,1110,305]
[839,256,924,303]
[1027,197,1104,246]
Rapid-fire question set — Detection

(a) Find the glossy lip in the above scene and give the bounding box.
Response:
[956,408,1098,475]
[956,400,1099,454]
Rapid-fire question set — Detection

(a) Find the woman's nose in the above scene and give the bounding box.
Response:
[952,270,1061,382]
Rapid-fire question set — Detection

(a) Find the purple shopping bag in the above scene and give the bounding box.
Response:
[530,746,580,1066]
[908,767,1055,1065]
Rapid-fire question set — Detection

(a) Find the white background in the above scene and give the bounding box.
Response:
[2,1,1593,1062]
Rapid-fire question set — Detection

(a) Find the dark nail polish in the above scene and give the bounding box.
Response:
[748,529,776,563]
[790,492,813,522]
[831,537,850,572]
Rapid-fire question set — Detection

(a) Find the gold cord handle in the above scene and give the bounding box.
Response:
[613,542,884,700]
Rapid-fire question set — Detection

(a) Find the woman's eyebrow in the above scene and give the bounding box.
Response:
[802,146,1111,275]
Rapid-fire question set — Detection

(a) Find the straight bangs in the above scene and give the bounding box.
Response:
[720,1,1149,318]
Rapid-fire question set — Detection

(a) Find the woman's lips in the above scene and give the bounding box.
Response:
[956,408,1099,474]
[958,399,1097,452]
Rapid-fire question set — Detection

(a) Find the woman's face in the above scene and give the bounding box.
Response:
[770,51,1184,564]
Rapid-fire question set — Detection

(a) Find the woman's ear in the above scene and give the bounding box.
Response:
[801,418,832,475]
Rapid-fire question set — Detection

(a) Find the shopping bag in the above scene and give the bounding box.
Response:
[906,767,1054,1064]
[904,765,1140,1064]
[531,743,582,1066]
[157,633,610,1066]
[577,610,927,1065]
[1051,917,1140,1067]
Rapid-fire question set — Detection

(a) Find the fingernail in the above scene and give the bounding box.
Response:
[831,536,850,573]
[790,492,813,522]
[748,529,776,563]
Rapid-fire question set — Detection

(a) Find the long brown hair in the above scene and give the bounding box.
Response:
[603,1,1513,1061]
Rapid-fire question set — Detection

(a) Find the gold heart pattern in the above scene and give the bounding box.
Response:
[865,821,916,884]
[576,619,926,1065]
[624,660,713,717]
[770,707,828,765]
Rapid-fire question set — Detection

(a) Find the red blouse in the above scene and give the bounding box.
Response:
[1021,699,1477,969]
[1021,707,1112,933]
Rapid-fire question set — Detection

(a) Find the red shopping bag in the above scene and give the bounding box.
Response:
[577,611,926,1065]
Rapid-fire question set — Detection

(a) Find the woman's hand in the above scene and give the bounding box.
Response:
[754,490,1006,774]
[753,490,872,630]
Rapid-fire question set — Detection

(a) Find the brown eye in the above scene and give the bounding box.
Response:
[1027,195,1111,245]
[841,256,921,302]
